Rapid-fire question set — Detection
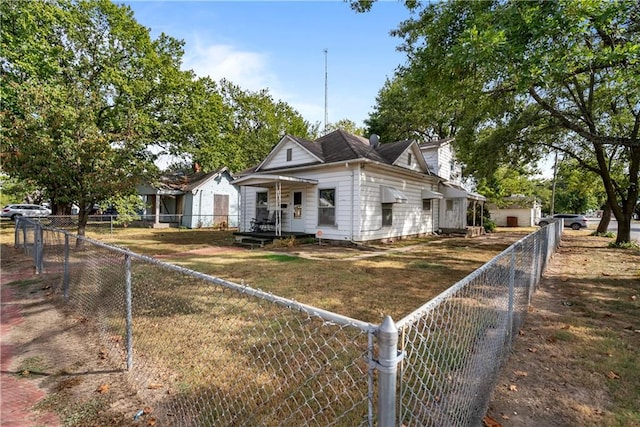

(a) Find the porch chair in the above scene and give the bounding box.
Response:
[250,210,269,232]
[261,210,277,231]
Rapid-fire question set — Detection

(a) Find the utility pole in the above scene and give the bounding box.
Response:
[551,151,559,215]
[324,48,328,134]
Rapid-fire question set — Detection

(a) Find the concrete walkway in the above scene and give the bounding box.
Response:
[1,269,60,427]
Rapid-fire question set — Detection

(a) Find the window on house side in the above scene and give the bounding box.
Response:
[256,192,268,219]
[286,148,292,161]
[423,199,431,211]
[318,188,335,226]
[446,200,453,211]
[408,153,412,165]
[382,203,393,226]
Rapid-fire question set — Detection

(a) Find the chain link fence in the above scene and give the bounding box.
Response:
[28,214,237,231]
[12,217,561,426]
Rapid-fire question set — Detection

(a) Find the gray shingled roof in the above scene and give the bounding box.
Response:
[155,167,230,192]
[254,130,425,172]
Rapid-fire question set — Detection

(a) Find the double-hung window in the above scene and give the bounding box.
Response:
[318,188,335,226]
[382,203,393,226]
[256,191,268,219]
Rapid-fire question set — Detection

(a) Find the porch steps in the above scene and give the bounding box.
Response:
[235,236,272,249]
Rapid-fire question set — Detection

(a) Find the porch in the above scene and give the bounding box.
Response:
[233,231,316,248]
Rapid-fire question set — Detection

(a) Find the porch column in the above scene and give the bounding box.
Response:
[473,200,477,226]
[275,181,282,236]
[155,194,160,226]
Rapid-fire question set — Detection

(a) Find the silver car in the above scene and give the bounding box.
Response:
[1,204,52,220]
[538,213,589,230]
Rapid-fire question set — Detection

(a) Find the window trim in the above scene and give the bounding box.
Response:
[318,188,336,226]
[382,203,393,227]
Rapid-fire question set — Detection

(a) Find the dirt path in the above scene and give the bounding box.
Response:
[485,234,640,426]
[0,245,146,426]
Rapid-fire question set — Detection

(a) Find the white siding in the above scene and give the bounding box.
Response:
[186,175,239,228]
[393,147,424,173]
[491,207,540,227]
[238,164,441,242]
[357,169,439,242]
[262,140,318,169]
[420,141,462,185]
[439,197,467,229]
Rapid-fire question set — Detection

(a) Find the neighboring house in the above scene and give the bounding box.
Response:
[137,167,239,229]
[233,129,480,244]
[488,195,542,227]
[420,138,486,234]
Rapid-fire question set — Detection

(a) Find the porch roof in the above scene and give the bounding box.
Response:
[232,174,318,188]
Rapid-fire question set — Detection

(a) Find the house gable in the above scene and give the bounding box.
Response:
[257,135,322,171]
[419,138,462,184]
[390,142,430,174]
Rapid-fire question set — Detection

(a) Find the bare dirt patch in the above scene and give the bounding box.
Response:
[485,233,640,427]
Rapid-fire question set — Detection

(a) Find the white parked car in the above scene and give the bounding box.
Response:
[538,213,589,230]
[1,204,52,221]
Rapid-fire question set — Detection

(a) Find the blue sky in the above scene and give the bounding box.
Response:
[121,1,413,129]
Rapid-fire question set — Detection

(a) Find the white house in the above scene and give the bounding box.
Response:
[137,167,239,229]
[419,138,486,234]
[234,130,479,244]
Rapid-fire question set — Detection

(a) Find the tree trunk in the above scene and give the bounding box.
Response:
[615,213,632,245]
[596,203,612,234]
[75,209,88,249]
[52,201,72,216]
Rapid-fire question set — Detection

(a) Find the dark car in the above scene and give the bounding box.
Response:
[538,214,589,230]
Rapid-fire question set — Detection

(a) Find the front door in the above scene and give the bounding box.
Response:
[290,190,305,232]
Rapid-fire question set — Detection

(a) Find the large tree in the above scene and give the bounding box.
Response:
[1,0,192,237]
[218,79,318,170]
[356,0,640,244]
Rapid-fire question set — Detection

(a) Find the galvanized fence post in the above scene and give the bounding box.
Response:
[35,223,43,274]
[376,315,400,427]
[125,253,134,371]
[14,218,20,248]
[507,247,516,342]
[529,236,538,304]
[64,233,70,301]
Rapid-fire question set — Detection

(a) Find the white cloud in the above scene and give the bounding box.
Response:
[183,39,273,92]
[181,38,326,126]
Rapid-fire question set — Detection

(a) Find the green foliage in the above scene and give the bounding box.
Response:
[99,194,146,227]
[216,79,318,171]
[591,231,615,238]
[608,241,640,250]
[0,0,187,231]
[553,159,604,214]
[363,0,640,244]
[0,0,317,234]
[324,119,365,136]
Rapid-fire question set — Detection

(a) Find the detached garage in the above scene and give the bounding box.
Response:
[488,196,542,227]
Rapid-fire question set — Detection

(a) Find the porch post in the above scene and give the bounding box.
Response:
[275,181,282,236]
[155,194,160,226]
[473,200,477,226]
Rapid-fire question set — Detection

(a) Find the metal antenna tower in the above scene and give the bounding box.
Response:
[324,48,328,133]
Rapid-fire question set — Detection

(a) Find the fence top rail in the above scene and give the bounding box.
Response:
[29,219,377,333]
[395,224,555,329]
